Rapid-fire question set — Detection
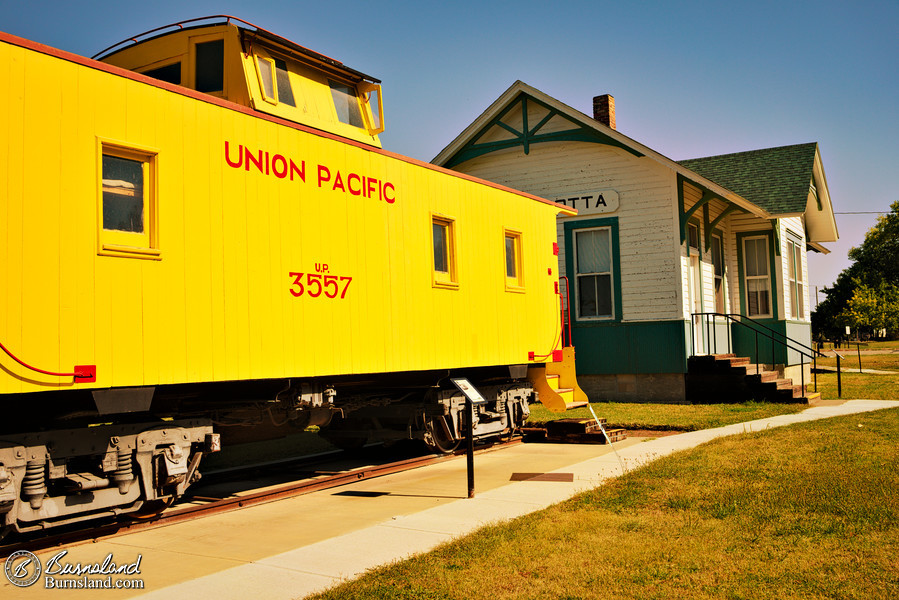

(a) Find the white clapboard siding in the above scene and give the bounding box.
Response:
[457,142,679,322]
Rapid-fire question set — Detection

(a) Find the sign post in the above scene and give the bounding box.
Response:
[450,378,486,499]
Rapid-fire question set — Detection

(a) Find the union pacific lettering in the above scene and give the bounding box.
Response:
[224,141,396,204]
[316,165,395,204]
[225,141,306,181]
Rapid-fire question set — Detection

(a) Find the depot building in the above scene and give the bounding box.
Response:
[433,82,839,402]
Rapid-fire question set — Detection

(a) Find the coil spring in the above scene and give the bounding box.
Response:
[114,449,133,481]
[23,460,47,506]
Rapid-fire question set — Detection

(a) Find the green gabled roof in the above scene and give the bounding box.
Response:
[678,142,818,215]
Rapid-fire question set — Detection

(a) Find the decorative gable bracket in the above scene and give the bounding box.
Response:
[678,174,748,246]
[444,93,642,169]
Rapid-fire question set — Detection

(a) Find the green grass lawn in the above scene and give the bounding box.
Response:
[311,407,899,600]
[809,344,899,401]
[527,401,806,431]
[815,352,899,372]
[814,371,899,401]
[817,340,899,353]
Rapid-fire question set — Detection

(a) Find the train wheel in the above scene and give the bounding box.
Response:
[426,415,461,454]
[130,497,174,520]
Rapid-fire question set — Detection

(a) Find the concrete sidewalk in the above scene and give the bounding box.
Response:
[127,399,898,600]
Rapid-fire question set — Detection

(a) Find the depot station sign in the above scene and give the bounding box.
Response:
[553,189,619,215]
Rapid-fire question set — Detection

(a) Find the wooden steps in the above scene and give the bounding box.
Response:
[527,347,589,412]
[687,354,821,404]
[537,418,627,444]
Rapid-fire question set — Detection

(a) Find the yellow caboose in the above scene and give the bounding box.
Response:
[0,17,574,536]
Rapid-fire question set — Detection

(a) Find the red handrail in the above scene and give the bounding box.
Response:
[559,276,572,347]
[0,339,95,381]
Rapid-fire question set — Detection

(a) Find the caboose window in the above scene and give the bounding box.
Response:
[329,81,364,128]
[256,56,296,107]
[432,216,457,288]
[142,62,181,85]
[275,59,296,107]
[504,230,524,291]
[195,39,224,93]
[98,142,159,260]
[257,56,276,102]
[102,155,144,233]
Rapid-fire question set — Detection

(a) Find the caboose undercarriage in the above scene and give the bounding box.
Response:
[0,367,533,538]
[0,420,216,539]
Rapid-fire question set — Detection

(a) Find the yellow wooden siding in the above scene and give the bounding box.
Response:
[0,39,564,395]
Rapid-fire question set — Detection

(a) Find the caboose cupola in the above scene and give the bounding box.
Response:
[95,15,385,147]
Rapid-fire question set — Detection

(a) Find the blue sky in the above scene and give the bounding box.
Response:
[2,0,897,304]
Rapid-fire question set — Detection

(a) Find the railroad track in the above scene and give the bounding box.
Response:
[0,437,521,558]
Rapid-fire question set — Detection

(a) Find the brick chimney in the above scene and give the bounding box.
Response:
[593,94,615,130]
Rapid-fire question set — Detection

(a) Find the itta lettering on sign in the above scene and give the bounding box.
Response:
[554,189,619,215]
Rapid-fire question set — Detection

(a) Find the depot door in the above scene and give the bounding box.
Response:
[688,254,705,355]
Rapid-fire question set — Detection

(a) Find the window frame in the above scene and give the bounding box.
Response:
[97,139,160,260]
[190,34,226,97]
[255,54,278,104]
[139,59,182,85]
[328,79,365,129]
[687,222,701,255]
[573,226,615,321]
[740,234,772,318]
[563,217,621,323]
[787,238,805,320]
[431,214,458,289]
[503,229,524,292]
[711,233,726,314]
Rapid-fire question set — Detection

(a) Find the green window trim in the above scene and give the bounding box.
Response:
[686,217,703,258]
[736,230,778,319]
[786,233,806,320]
[564,217,622,323]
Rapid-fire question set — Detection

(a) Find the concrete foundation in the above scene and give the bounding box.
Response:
[781,363,812,387]
[578,373,688,404]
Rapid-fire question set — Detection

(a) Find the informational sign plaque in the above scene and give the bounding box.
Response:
[450,378,486,404]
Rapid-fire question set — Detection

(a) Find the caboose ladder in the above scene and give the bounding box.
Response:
[528,347,589,412]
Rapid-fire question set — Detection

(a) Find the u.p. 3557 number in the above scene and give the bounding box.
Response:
[288,272,352,299]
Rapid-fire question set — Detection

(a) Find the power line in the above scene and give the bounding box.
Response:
[834,211,890,214]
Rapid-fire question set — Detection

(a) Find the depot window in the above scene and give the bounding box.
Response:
[574,227,614,319]
[504,230,524,291]
[329,80,364,128]
[432,216,457,289]
[742,236,771,317]
[787,239,805,319]
[711,234,726,313]
[687,222,700,254]
[98,142,159,259]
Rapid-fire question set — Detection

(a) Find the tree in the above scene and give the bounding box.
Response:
[813,200,899,340]
[838,280,899,338]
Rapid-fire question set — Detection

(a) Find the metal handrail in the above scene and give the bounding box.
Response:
[690,312,841,398]
[559,276,572,348]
